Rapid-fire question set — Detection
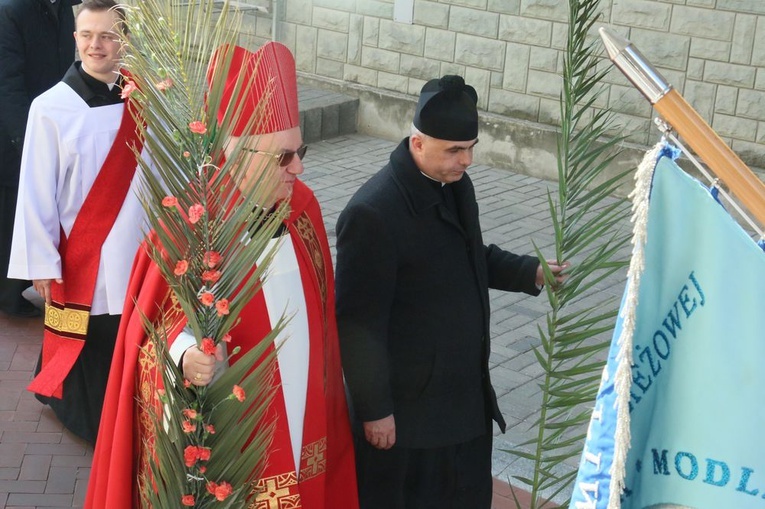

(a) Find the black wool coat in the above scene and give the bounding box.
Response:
[336,138,541,449]
[0,0,78,186]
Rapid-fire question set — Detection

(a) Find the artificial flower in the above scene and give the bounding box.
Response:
[181,494,195,506]
[203,251,221,268]
[221,333,231,343]
[214,481,233,501]
[182,408,197,419]
[161,195,178,207]
[182,420,196,433]
[188,120,207,134]
[201,337,216,356]
[184,445,199,467]
[202,269,221,283]
[188,204,205,224]
[174,260,189,276]
[205,424,216,434]
[120,80,137,99]
[199,292,215,306]
[155,78,173,91]
[215,298,230,317]
[198,447,211,461]
[232,385,245,402]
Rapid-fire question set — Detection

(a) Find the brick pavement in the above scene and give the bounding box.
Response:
[0,132,628,508]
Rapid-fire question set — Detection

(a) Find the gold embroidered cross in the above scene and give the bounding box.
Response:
[255,478,291,509]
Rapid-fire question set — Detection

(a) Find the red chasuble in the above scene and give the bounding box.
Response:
[86,180,358,509]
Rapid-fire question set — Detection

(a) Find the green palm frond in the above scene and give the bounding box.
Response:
[508,0,632,506]
[118,1,287,507]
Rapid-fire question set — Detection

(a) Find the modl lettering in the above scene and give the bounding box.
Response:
[629,271,705,411]
[648,448,763,498]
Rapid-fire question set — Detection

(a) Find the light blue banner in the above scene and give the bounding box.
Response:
[571,156,765,508]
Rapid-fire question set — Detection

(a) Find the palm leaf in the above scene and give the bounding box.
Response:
[117,0,290,506]
[506,0,632,505]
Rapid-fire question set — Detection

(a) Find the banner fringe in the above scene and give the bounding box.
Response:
[607,140,669,509]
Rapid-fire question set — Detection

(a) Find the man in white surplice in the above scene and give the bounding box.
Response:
[8,0,145,444]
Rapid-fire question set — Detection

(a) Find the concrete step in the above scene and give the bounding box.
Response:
[297,85,358,143]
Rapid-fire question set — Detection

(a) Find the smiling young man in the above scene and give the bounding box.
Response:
[8,0,146,444]
[335,75,567,508]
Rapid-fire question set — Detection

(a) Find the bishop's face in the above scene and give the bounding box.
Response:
[74,8,124,84]
[225,126,305,206]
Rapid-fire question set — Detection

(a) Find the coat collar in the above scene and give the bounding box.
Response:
[389,138,442,215]
[388,138,476,233]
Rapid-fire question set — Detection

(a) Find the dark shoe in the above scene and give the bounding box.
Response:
[0,301,42,318]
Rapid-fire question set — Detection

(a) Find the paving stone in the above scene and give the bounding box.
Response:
[18,455,51,481]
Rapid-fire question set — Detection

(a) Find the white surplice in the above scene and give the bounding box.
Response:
[8,82,147,315]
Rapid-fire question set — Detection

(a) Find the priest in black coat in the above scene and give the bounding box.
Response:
[335,75,567,509]
[0,0,80,317]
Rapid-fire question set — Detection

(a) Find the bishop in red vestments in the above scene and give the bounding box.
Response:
[86,42,359,509]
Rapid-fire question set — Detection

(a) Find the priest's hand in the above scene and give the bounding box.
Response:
[535,260,570,287]
[182,344,224,386]
[33,278,63,306]
[363,414,396,450]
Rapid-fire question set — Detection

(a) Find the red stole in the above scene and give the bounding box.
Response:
[28,96,144,399]
[85,181,358,509]
[237,212,329,508]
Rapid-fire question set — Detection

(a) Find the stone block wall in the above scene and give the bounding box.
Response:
[239,0,765,173]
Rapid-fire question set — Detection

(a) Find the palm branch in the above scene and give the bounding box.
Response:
[507,0,632,506]
[117,0,288,506]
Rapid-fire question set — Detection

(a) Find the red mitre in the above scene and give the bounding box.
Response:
[210,42,299,136]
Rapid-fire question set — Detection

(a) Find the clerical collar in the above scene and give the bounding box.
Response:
[420,171,446,186]
[76,63,123,105]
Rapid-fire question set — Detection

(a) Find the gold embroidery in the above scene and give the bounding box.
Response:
[44,304,89,336]
[136,334,159,484]
[294,214,327,308]
[135,288,184,486]
[299,437,327,482]
[251,472,301,509]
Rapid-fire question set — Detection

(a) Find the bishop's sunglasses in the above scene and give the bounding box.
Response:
[243,144,308,167]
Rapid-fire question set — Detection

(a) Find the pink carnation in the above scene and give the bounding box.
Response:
[174,260,188,276]
[156,78,173,91]
[162,196,178,207]
[202,270,221,283]
[201,337,216,356]
[203,251,221,268]
[189,120,207,134]
[215,298,230,317]
[199,292,214,307]
[188,204,205,224]
[120,80,137,99]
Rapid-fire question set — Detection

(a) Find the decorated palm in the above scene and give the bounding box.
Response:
[116,1,288,507]
[508,0,632,506]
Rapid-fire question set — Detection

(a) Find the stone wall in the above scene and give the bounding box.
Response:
[240,0,765,184]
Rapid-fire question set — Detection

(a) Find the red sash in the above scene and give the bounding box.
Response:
[28,96,144,399]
